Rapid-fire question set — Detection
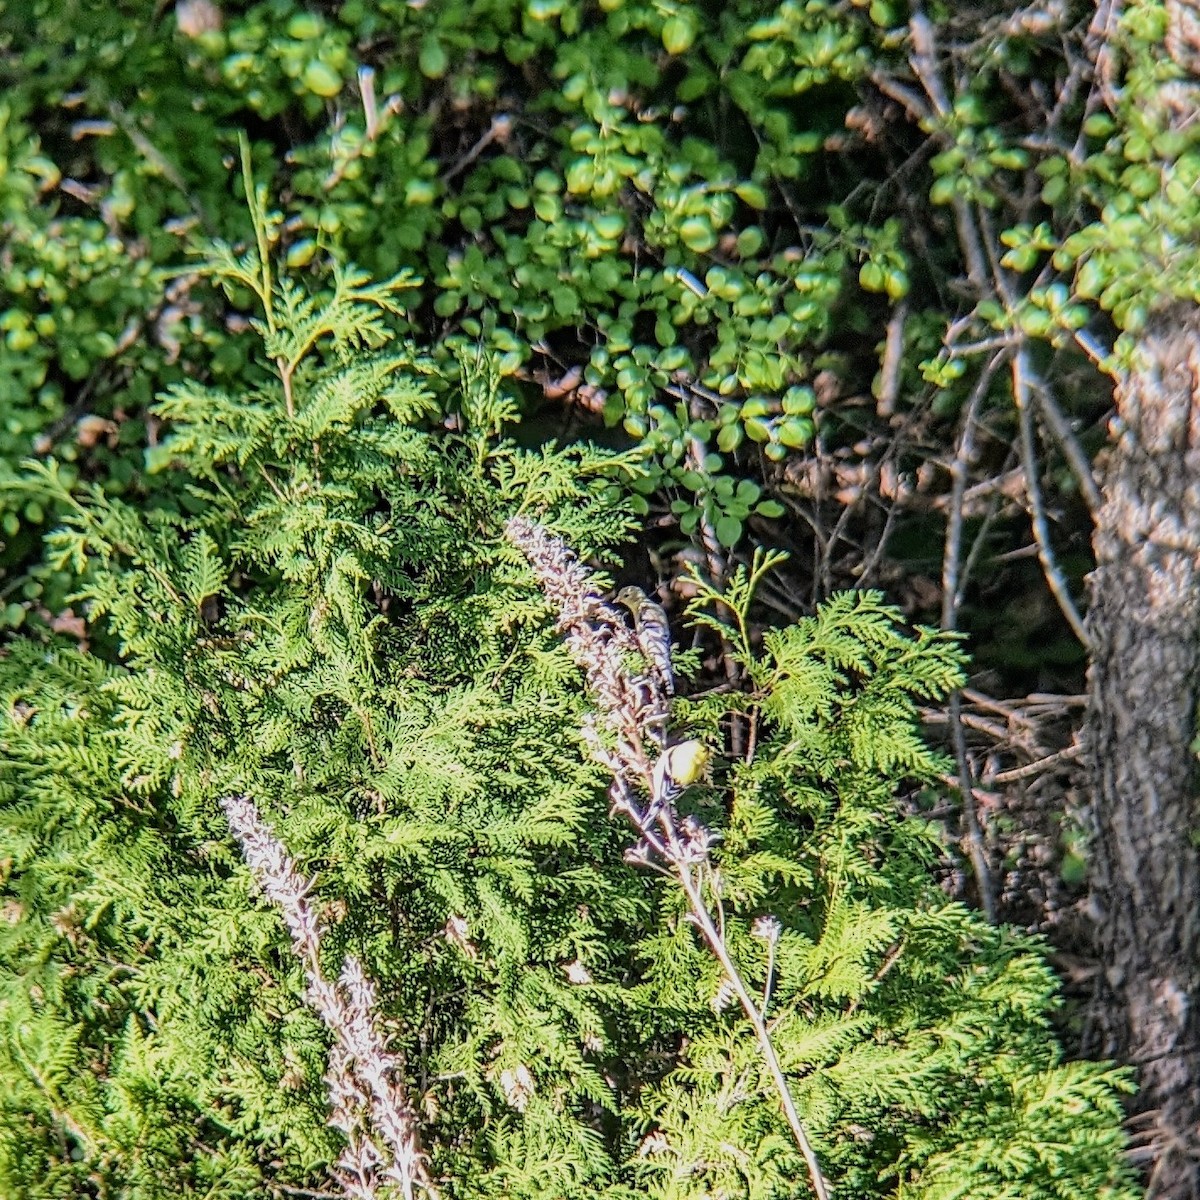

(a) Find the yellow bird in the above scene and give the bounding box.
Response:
[614,585,675,697]
[651,739,712,801]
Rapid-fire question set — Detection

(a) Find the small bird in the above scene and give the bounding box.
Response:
[614,586,675,697]
[651,739,712,803]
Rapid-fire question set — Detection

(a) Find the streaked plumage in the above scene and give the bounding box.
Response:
[614,586,675,697]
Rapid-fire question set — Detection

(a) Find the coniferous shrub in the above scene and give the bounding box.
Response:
[0,189,1136,1199]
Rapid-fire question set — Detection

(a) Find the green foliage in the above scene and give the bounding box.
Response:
[934,0,1193,357]
[0,0,902,602]
[0,94,166,628]
[993,3,1200,343]
[0,219,1136,1196]
[638,568,1137,1199]
[3,0,1170,698]
[1053,2,1200,340]
[1,196,642,1197]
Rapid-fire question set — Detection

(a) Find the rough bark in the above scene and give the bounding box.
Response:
[1085,306,1200,1199]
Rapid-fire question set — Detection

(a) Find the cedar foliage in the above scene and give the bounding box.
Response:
[0,187,1136,1199]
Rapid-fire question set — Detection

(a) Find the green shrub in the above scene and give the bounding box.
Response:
[0,209,1135,1198]
[2,0,1140,681]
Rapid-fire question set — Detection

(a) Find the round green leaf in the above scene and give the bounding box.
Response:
[734,182,768,210]
[419,39,448,78]
[715,514,742,548]
[859,261,885,292]
[744,416,772,443]
[287,13,324,38]
[286,239,318,268]
[778,416,814,448]
[302,60,342,97]
[679,217,716,253]
[565,159,594,194]
[884,269,909,300]
[782,386,815,415]
[662,15,696,55]
[717,422,743,452]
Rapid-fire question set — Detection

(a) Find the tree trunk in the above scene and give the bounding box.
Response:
[1085,305,1200,1198]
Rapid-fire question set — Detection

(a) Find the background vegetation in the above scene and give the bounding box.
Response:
[2,0,1197,1196]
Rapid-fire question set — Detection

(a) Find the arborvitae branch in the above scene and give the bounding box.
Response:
[505,517,831,1200]
[221,794,434,1200]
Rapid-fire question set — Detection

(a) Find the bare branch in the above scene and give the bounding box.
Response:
[941,351,1008,630]
[876,302,908,418]
[1012,350,1090,646]
[1022,361,1103,515]
[982,743,1081,785]
[940,352,1007,923]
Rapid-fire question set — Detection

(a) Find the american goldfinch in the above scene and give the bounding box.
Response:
[651,738,712,800]
[614,585,675,696]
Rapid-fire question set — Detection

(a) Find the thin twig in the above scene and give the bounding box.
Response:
[1074,328,1114,370]
[857,491,903,589]
[922,706,1039,744]
[1027,691,1088,707]
[441,114,513,183]
[877,302,907,418]
[947,693,996,922]
[941,353,1005,924]
[1012,350,1090,646]
[1022,360,1103,514]
[960,687,1033,720]
[942,351,1008,630]
[846,939,905,1016]
[954,448,1017,611]
[981,743,1081,785]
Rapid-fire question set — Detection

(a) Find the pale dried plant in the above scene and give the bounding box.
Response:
[221,794,435,1200]
[504,516,831,1200]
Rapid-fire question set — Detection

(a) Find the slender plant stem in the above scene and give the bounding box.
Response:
[505,517,832,1196]
[1012,350,1089,646]
[676,866,832,1200]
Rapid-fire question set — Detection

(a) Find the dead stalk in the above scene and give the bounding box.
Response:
[506,516,832,1200]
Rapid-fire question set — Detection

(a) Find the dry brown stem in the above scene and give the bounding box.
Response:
[505,516,831,1200]
[221,795,435,1200]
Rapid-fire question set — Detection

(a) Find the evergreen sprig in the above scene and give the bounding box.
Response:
[0,192,1136,1199]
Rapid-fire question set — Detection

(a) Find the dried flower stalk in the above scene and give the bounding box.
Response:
[221,794,434,1200]
[505,517,831,1200]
